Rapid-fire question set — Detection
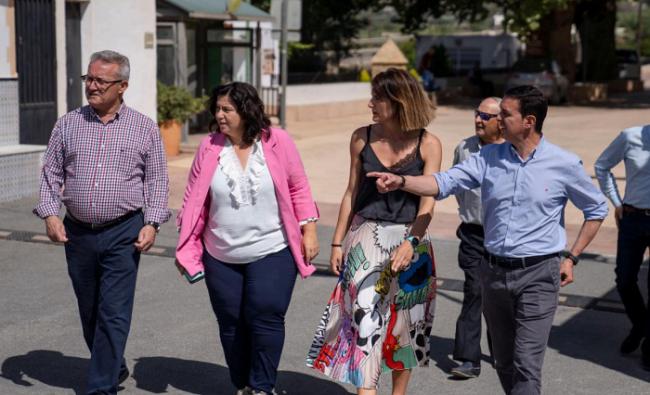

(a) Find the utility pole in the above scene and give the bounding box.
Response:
[279,0,288,128]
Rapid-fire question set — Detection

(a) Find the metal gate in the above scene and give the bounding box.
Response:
[15,0,58,145]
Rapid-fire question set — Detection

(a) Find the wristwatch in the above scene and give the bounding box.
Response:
[564,252,579,266]
[145,221,161,233]
[405,235,420,249]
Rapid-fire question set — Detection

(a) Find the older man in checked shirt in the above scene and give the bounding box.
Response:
[34,50,170,395]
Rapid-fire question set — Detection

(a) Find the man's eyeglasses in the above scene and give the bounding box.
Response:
[475,110,499,121]
[81,75,123,88]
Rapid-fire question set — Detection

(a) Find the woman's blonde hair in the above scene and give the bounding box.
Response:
[371,68,435,132]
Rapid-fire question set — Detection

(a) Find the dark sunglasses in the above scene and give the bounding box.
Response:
[475,110,499,121]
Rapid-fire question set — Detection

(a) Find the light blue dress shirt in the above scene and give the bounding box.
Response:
[434,137,608,257]
[594,125,650,209]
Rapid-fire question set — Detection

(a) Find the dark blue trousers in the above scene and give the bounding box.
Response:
[615,210,650,349]
[203,247,297,393]
[64,213,142,395]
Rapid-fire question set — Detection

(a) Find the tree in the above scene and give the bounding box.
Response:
[300,0,374,58]
[385,0,618,82]
[575,0,618,81]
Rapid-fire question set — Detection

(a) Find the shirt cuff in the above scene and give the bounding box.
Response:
[33,202,60,219]
[144,207,172,224]
[433,173,449,200]
[299,217,319,226]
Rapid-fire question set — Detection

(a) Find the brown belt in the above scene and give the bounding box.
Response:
[623,204,650,216]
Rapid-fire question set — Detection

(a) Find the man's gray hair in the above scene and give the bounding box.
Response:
[89,50,130,80]
[486,96,502,105]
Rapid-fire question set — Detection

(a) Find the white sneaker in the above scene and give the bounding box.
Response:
[235,386,252,395]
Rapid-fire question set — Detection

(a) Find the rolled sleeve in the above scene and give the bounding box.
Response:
[568,160,609,220]
[33,124,64,219]
[143,124,171,224]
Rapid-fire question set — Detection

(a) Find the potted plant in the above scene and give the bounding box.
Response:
[156,81,206,156]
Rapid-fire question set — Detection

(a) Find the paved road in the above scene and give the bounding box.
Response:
[0,205,648,394]
[3,95,650,393]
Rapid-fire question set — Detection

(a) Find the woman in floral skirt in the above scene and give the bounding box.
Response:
[306,68,441,395]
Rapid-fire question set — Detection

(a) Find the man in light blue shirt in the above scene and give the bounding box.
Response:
[594,125,650,370]
[369,86,607,394]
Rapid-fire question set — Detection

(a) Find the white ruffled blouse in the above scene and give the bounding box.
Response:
[203,138,288,264]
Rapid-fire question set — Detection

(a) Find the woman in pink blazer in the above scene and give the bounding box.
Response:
[175,82,319,395]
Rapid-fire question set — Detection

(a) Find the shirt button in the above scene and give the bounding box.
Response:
[101,144,105,149]
[94,183,99,187]
[91,203,95,207]
[97,164,102,167]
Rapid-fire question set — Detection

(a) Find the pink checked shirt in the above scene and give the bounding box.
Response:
[34,104,171,225]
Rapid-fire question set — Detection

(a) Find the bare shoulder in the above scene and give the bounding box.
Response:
[350,126,368,153]
[420,130,442,155]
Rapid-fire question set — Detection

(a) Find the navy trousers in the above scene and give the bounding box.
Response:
[64,213,142,395]
[615,210,650,348]
[203,247,297,393]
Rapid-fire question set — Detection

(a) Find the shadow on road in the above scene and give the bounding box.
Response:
[0,352,353,394]
[547,266,650,383]
[133,356,353,394]
[0,350,86,394]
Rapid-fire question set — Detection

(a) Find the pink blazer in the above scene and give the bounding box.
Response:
[175,128,319,279]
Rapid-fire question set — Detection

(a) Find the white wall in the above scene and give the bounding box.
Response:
[80,0,157,119]
[55,0,66,116]
[0,1,17,78]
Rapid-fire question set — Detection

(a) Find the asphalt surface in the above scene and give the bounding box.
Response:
[1,198,649,394]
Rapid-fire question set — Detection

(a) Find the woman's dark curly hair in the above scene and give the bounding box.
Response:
[208,82,271,145]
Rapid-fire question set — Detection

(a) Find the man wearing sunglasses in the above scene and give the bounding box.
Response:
[450,97,504,379]
[34,50,170,394]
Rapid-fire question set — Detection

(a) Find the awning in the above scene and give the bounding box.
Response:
[164,0,274,22]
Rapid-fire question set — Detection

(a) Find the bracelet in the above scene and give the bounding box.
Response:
[399,175,406,188]
[331,243,342,247]
[299,217,319,226]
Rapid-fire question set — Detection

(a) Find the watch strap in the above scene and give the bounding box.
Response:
[564,252,579,266]
[146,221,161,232]
[405,235,420,249]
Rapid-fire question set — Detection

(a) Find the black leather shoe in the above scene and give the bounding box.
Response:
[451,361,480,379]
[118,366,130,384]
[620,331,644,354]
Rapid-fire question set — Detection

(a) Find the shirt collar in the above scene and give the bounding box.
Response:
[88,101,126,122]
[508,134,545,163]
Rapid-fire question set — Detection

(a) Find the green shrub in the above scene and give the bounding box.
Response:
[157,81,206,124]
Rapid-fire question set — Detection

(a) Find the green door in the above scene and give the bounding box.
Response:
[206,45,222,91]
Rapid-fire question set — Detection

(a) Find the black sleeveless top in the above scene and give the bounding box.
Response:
[353,125,425,224]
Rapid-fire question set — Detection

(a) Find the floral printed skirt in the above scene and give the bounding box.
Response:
[306,216,437,389]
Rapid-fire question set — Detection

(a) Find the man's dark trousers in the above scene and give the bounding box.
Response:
[453,223,486,364]
[481,255,560,395]
[64,213,142,395]
[615,210,650,350]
